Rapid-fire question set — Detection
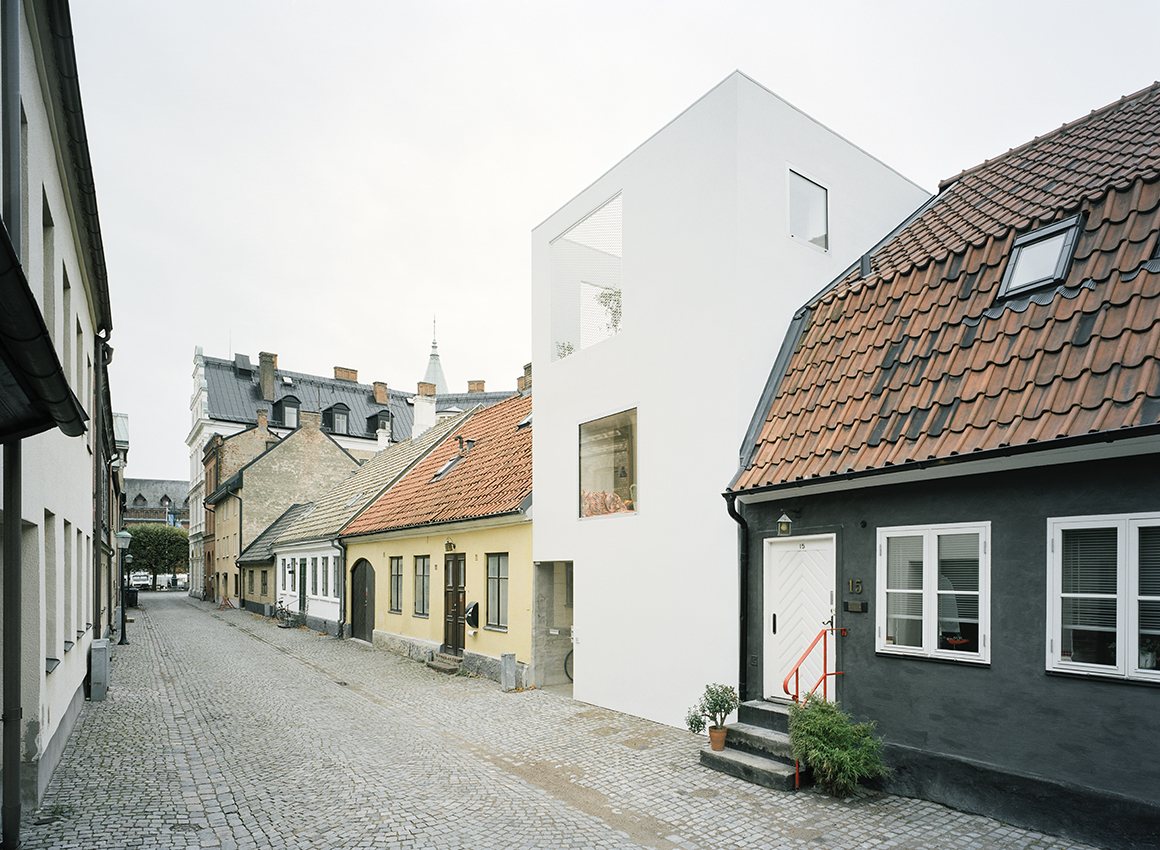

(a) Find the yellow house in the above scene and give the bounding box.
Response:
[341,393,537,686]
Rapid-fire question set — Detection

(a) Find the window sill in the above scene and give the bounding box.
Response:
[1046,666,1160,686]
[413,613,429,619]
[875,650,990,668]
[484,625,508,633]
[387,609,402,615]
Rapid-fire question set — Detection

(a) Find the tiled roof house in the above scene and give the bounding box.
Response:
[260,408,477,634]
[723,84,1160,847]
[341,393,538,686]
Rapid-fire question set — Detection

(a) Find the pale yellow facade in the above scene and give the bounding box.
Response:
[344,518,533,671]
[214,493,242,603]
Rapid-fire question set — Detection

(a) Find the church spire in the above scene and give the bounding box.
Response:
[422,316,449,395]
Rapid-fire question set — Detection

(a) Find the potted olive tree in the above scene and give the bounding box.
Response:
[685,683,740,751]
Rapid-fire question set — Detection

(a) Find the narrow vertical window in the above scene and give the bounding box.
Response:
[487,553,508,628]
[311,557,318,595]
[389,556,402,613]
[414,555,430,616]
[788,170,828,250]
[321,556,329,597]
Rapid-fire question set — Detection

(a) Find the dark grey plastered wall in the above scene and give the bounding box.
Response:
[739,453,1160,848]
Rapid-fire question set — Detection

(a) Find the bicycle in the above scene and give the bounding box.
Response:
[273,600,295,627]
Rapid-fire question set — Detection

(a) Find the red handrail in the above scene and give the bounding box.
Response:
[782,624,847,789]
[782,625,847,704]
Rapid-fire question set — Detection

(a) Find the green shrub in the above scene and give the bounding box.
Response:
[788,694,887,797]
[684,683,740,734]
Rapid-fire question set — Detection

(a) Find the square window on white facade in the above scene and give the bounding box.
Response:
[1047,512,1160,681]
[789,170,828,250]
[877,522,989,662]
[579,408,637,517]
[550,194,622,361]
[999,214,1081,297]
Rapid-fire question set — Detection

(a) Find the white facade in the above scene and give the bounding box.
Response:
[0,3,115,807]
[531,72,930,727]
[274,542,343,625]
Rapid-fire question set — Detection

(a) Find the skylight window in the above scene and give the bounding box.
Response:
[999,214,1082,297]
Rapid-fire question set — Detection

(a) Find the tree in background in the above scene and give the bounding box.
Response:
[126,524,189,588]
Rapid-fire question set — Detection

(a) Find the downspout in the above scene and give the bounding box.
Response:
[2,1,21,843]
[725,492,749,703]
[330,537,346,638]
[95,339,111,638]
[228,486,241,607]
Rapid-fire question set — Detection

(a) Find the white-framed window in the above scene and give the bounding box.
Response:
[321,556,328,597]
[876,522,990,662]
[1047,512,1160,682]
[788,169,828,251]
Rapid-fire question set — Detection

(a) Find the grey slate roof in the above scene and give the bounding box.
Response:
[125,478,190,509]
[203,354,516,444]
[274,407,477,546]
[203,355,416,442]
[237,503,314,566]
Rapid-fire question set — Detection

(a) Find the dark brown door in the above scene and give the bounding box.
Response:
[351,559,375,642]
[444,553,466,656]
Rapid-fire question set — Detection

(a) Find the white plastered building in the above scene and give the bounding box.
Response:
[530,71,930,727]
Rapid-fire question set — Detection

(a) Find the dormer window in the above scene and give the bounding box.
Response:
[323,403,350,434]
[999,214,1082,297]
[133,494,147,506]
[367,410,392,435]
[275,396,300,428]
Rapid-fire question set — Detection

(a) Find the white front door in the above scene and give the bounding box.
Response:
[764,535,836,701]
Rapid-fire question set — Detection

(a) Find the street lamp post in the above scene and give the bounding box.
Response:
[114,529,132,645]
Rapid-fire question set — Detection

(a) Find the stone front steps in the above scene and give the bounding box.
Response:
[698,699,808,791]
[426,652,462,674]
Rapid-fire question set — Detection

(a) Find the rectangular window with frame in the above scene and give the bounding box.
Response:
[289,559,296,592]
[311,557,318,595]
[333,557,341,599]
[321,556,328,597]
[579,408,637,517]
[281,559,287,590]
[389,556,402,613]
[487,553,508,628]
[1048,512,1160,681]
[248,570,254,593]
[261,570,268,596]
[789,169,828,251]
[415,555,430,616]
[876,522,990,662]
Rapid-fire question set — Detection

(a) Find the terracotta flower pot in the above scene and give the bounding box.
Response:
[708,726,727,751]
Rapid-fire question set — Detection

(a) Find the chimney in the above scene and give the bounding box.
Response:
[377,422,393,450]
[334,366,358,382]
[417,381,436,397]
[517,362,532,393]
[467,380,485,393]
[373,381,390,404]
[256,409,268,429]
[412,394,436,439]
[300,410,322,431]
[259,352,277,401]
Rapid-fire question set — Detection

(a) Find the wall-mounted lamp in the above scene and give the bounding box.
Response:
[777,512,793,537]
[445,538,455,552]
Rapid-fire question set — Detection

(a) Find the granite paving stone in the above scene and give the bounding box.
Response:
[22,593,1102,850]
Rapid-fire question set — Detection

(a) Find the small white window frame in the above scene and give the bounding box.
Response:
[876,521,991,663]
[1046,511,1160,683]
[786,166,830,253]
[998,213,1082,297]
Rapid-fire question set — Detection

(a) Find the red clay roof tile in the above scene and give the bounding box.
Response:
[734,83,1160,492]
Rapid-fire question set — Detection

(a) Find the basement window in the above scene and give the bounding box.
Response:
[998,214,1082,297]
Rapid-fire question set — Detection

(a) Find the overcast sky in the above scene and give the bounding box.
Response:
[68,0,1160,480]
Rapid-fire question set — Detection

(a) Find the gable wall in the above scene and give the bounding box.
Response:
[530,72,930,728]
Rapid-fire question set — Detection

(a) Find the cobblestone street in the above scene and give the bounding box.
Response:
[23,594,1098,850]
